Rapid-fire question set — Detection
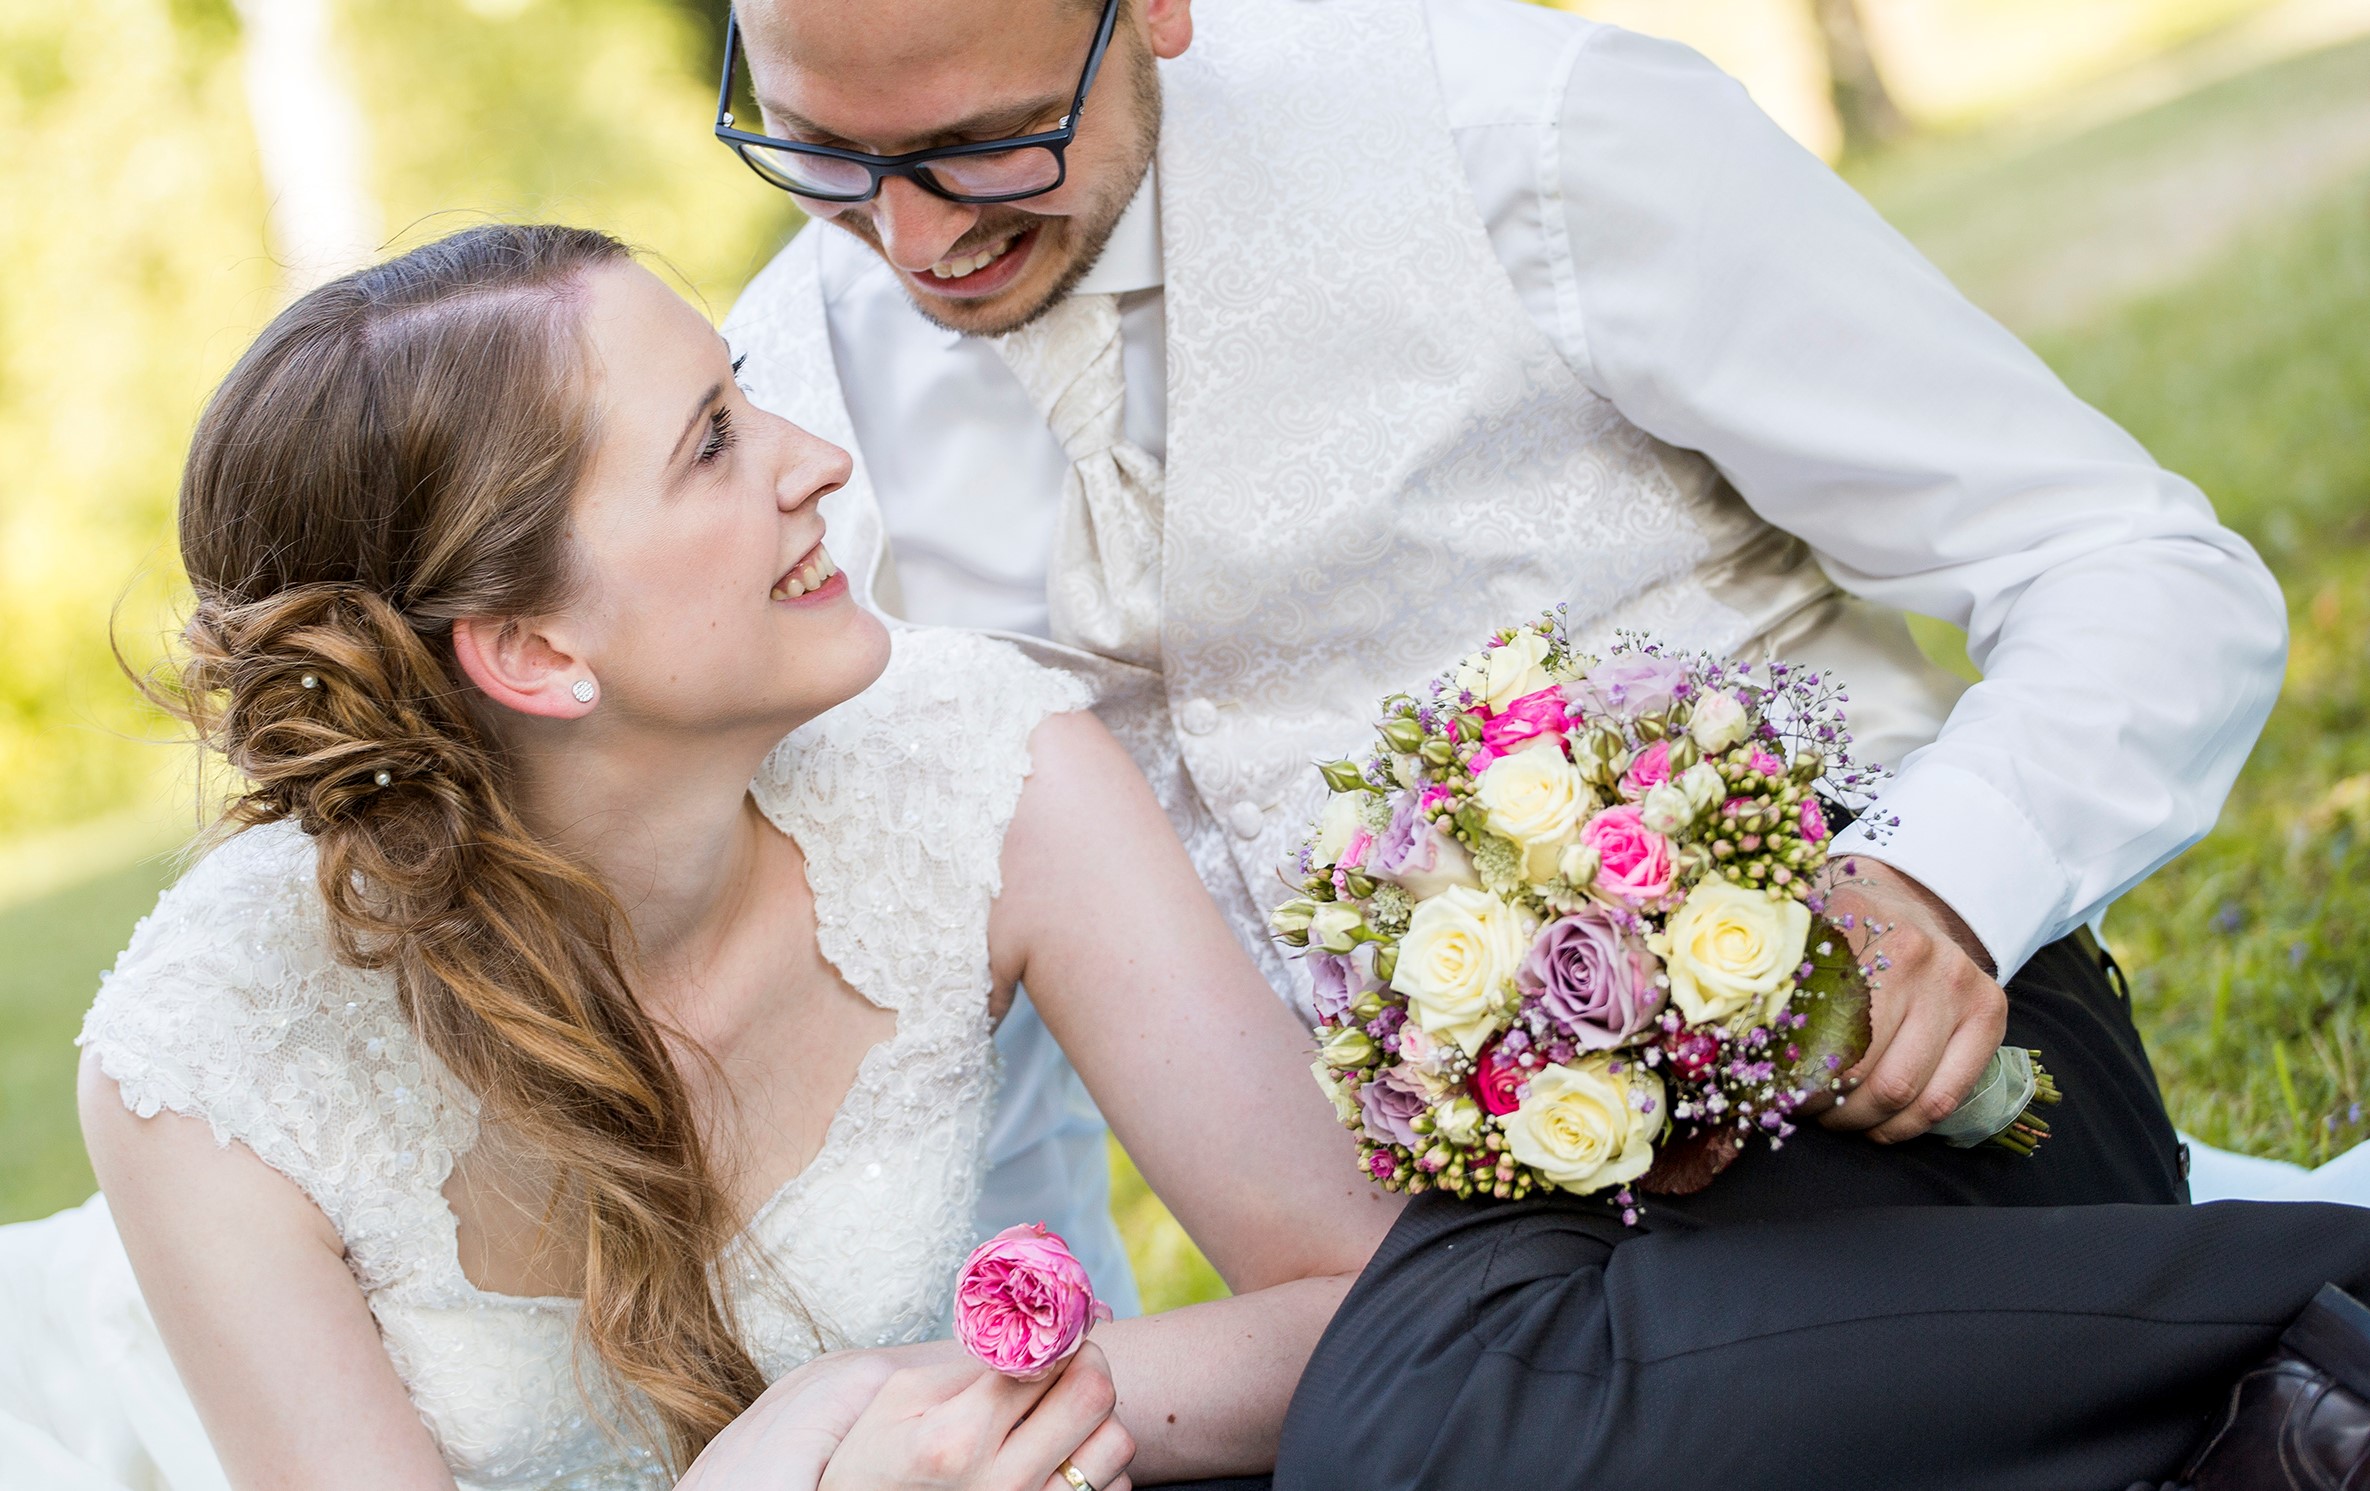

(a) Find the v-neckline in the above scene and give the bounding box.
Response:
[434,801,903,1311]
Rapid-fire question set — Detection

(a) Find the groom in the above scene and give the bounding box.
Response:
[720,0,2282,1314]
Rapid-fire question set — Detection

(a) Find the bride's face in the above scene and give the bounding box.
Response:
[556,261,889,741]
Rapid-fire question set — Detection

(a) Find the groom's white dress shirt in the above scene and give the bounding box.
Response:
[762,0,2284,1304]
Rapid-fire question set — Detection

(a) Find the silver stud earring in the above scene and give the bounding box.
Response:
[571,679,597,704]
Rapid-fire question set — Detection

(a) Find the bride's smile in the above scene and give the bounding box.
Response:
[475,258,890,757]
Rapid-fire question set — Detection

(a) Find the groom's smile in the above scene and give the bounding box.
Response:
[733,0,1182,336]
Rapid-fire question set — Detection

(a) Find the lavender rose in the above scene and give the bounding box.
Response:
[1578,654,1690,719]
[1308,949,1372,1022]
[1519,910,1665,1050]
[1371,789,1481,900]
[1357,1065,1433,1148]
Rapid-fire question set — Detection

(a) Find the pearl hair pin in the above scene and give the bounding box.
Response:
[300,674,318,690]
[571,679,597,703]
[373,770,392,787]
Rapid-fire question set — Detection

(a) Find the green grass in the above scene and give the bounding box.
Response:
[2032,168,2370,561]
[0,855,177,1221]
[1870,90,2370,1166]
[2057,171,2370,1157]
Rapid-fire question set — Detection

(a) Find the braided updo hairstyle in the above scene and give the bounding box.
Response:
[165,224,765,1468]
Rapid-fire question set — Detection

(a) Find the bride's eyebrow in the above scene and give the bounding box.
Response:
[668,382,726,466]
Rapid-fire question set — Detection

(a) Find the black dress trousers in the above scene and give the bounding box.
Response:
[1215,936,2365,1490]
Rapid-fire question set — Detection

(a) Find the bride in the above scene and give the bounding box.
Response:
[0,222,1397,1491]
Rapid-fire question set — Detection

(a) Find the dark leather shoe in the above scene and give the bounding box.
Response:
[2185,1284,2370,1489]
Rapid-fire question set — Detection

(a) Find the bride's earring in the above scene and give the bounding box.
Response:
[570,679,597,705]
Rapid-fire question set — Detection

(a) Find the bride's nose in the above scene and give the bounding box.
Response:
[776,423,852,514]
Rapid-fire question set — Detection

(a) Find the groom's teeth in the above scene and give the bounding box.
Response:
[926,235,1016,281]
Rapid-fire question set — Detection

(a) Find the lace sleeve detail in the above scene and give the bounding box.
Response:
[752,629,1094,1020]
[76,823,475,1293]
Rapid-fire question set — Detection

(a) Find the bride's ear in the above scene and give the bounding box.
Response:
[451,617,597,721]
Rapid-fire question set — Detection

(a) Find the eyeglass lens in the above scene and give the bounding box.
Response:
[737,140,1066,203]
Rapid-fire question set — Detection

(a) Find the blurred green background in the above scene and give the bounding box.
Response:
[4,0,2368,1318]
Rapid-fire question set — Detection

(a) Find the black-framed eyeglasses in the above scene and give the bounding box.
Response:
[713,0,1121,205]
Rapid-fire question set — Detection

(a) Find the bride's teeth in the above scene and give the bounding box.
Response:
[775,547,835,600]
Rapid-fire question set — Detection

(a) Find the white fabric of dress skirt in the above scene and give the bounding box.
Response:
[10,1139,2370,1490]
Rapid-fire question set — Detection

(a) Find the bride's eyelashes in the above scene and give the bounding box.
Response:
[694,405,737,466]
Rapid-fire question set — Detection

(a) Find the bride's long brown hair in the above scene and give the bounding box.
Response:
[158,224,765,1468]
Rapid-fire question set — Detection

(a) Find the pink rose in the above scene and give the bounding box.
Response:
[1472,1039,1527,1116]
[1579,805,1676,906]
[1339,828,1375,872]
[954,1224,1112,1379]
[1798,798,1830,843]
[1472,687,1574,771]
[1749,749,1785,778]
[1618,739,1672,800]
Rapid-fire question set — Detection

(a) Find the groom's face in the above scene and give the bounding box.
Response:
[736,0,1182,337]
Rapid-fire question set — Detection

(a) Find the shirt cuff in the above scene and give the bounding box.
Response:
[1827,761,2072,983]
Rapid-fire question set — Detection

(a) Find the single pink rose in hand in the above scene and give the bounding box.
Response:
[954,1224,1112,1379]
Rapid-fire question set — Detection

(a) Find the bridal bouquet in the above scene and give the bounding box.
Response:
[1274,614,2057,1215]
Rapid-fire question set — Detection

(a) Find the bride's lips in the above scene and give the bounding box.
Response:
[772,542,843,604]
[905,226,1039,302]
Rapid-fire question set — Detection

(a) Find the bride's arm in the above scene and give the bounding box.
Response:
[79,1057,460,1491]
[990,710,1405,1481]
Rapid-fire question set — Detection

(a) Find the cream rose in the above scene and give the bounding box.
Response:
[1503,1056,1666,1195]
[1638,781,1695,837]
[1310,791,1366,867]
[1475,748,1592,883]
[1689,689,1750,754]
[1389,884,1538,1057]
[1311,1060,1361,1126]
[1456,630,1557,714]
[1677,760,1726,816]
[1649,878,1813,1029]
[1309,902,1366,955]
[1319,1025,1377,1068]
[1433,1094,1484,1147]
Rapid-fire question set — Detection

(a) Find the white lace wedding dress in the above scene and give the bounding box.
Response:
[0,629,1092,1491]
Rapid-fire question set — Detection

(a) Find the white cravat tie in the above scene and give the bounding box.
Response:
[992,292,1165,669]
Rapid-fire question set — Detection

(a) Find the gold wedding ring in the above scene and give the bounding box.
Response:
[1058,1461,1097,1491]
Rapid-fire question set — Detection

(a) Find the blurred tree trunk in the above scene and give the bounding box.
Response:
[1810,0,1909,155]
[232,0,381,291]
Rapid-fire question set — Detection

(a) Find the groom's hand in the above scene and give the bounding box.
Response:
[1817,859,2009,1144]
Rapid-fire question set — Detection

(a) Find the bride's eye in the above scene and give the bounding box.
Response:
[695,405,737,466]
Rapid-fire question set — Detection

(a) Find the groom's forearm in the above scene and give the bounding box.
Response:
[1096,1273,1358,1484]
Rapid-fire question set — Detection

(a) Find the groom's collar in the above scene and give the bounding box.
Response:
[1070,162,1163,295]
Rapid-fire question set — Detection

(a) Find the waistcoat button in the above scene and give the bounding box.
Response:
[1227,800,1265,839]
[1179,697,1219,735]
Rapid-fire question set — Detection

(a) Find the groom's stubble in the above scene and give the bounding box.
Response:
[825,30,1163,340]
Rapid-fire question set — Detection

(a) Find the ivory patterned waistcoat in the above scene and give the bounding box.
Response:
[727,0,1966,1005]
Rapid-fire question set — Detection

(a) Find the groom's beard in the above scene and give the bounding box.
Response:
[828,37,1162,339]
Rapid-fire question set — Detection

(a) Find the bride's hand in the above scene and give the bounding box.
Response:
[675,1341,1134,1491]
[822,1342,1133,1491]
